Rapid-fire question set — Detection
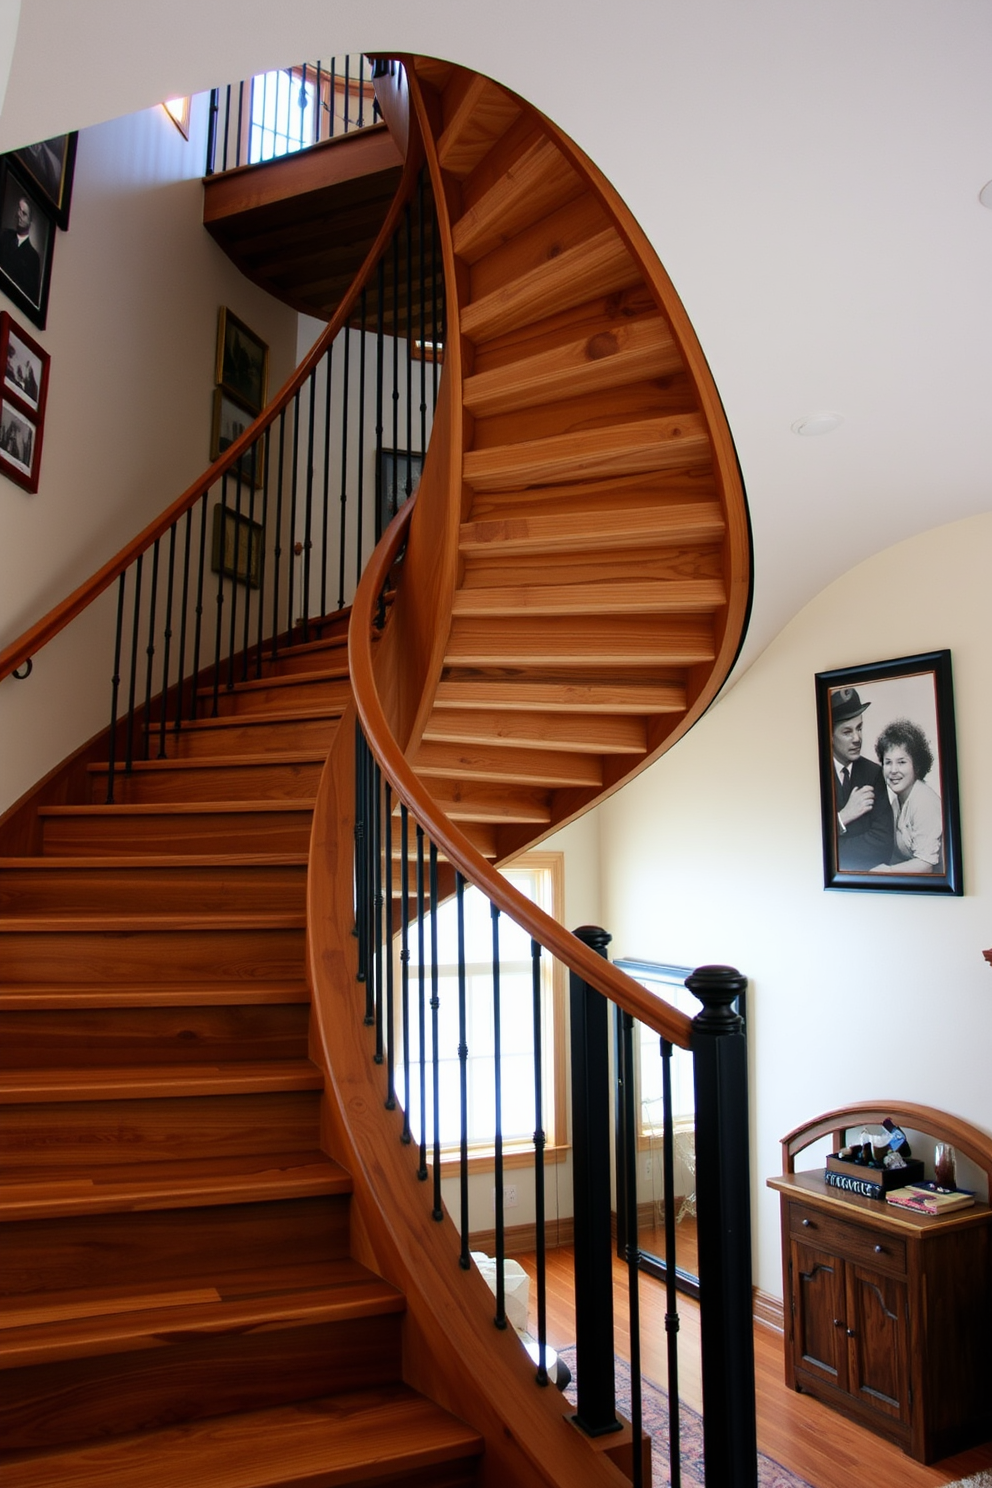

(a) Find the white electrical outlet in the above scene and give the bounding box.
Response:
[494,1184,518,1209]
[644,1158,652,1178]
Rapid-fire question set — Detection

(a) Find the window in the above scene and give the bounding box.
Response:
[398,855,566,1161]
[248,69,319,163]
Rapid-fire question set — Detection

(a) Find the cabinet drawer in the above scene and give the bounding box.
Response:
[789,1202,907,1274]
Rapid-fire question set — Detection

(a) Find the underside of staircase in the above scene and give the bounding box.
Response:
[0,52,749,1488]
[0,612,482,1487]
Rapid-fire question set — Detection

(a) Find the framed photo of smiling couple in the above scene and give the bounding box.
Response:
[815,651,963,895]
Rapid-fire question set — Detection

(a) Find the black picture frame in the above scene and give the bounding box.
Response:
[377,447,422,537]
[210,503,264,589]
[8,132,78,230]
[815,650,963,895]
[216,307,268,415]
[0,161,56,329]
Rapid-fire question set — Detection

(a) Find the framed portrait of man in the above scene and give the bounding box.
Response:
[815,651,963,895]
[0,162,55,329]
[7,132,78,229]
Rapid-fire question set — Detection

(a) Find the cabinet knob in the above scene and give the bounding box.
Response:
[833,1317,844,1328]
[802,1218,813,1227]
[846,1328,856,1338]
[874,1244,885,1255]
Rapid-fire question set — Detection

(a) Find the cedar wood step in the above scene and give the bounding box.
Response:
[0,857,308,916]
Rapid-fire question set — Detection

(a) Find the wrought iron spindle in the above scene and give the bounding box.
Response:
[302,369,317,640]
[124,552,143,775]
[384,780,396,1109]
[355,288,367,587]
[343,55,351,132]
[429,840,443,1220]
[211,476,228,715]
[661,1036,682,1488]
[254,432,271,676]
[456,872,470,1268]
[375,257,385,540]
[399,804,412,1145]
[286,392,301,645]
[357,54,366,128]
[320,340,333,620]
[235,78,244,169]
[373,755,384,1062]
[419,172,427,459]
[158,524,177,759]
[105,572,127,803]
[226,469,244,691]
[620,1011,644,1488]
[175,508,193,729]
[270,410,286,660]
[531,936,548,1384]
[404,201,413,505]
[190,491,209,718]
[241,446,259,680]
[141,537,160,760]
[415,824,428,1181]
[354,722,368,992]
[491,900,506,1329]
[337,326,351,609]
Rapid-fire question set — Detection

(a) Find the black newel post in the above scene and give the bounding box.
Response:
[688,964,757,1488]
[569,925,621,1437]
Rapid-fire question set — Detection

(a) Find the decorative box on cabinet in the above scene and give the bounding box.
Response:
[769,1102,992,1465]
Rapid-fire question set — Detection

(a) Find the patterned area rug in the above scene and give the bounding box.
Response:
[559,1348,813,1488]
[947,1476,992,1487]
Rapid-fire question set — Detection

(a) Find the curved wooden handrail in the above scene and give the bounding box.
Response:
[0,86,422,685]
[349,491,694,1050]
[781,1100,992,1192]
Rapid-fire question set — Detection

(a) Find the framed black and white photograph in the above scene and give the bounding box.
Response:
[215,307,268,415]
[1,311,49,421]
[8,132,78,229]
[210,388,265,487]
[211,503,264,588]
[0,162,55,329]
[378,447,423,536]
[815,651,962,895]
[0,396,41,492]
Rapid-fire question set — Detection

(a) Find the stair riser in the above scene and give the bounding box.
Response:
[163,716,339,758]
[198,678,350,717]
[0,1005,310,1069]
[1,1197,350,1297]
[0,929,306,984]
[0,1092,321,1173]
[88,761,324,805]
[40,815,313,856]
[257,644,350,678]
[0,865,307,917]
[0,1315,401,1452]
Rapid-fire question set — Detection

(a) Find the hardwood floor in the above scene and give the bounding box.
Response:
[516,1244,992,1487]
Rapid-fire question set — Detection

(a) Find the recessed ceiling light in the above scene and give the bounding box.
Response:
[979,180,992,210]
[791,412,843,437]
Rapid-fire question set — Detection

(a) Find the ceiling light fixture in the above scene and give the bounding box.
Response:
[791,411,843,437]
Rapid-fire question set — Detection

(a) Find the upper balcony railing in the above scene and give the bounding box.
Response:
[206,55,383,176]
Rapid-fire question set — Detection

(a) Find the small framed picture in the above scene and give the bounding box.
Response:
[211,503,264,588]
[378,447,423,536]
[0,162,56,329]
[0,396,41,491]
[815,651,963,895]
[1,312,49,418]
[7,132,78,229]
[216,307,268,414]
[210,388,265,487]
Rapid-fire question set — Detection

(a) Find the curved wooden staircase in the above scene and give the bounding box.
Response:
[0,54,750,1488]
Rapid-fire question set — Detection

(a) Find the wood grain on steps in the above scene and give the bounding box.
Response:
[412,740,602,789]
[0,1061,323,1103]
[459,498,725,556]
[418,780,551,825]
[451,576,726,618]
[195,670,350,717]
[452,132,582,264]
[0,1385,483,1488]
[162,710,341,758]
[436,72,522,178]
[0,1003,310,1068]
[444,613,715,668]
[0,1152,350,1220]
[422,707,648,755]
[462,412,711,492]
[38,802,316,855]
[0,981,309,1010]
[0,857,308,916]
[86,756,325,804]
[434,673,688,714]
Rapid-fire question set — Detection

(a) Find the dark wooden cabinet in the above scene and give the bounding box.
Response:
[768,1172,992,1463]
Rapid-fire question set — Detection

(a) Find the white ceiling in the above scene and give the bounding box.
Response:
[2,0,989,672]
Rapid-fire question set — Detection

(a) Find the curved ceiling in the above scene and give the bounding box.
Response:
[2,0,989,673]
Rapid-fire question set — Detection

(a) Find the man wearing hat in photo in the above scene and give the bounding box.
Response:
[831,686,895,871]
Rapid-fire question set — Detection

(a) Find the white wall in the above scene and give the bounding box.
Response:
[0,94,298,813]
[595,512,992,1298]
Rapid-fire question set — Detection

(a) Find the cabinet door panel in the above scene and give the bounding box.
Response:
[847,1264,910,1424]
[792,1241,847,1388]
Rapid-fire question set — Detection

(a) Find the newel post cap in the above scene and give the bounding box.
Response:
[686,963,747,1032]
[572,925,612,957]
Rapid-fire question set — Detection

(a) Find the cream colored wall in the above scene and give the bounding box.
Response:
[0,94,298,814]
[595,512,992,1298]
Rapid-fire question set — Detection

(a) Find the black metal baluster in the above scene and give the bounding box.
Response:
[124,552,143,776]
[222,85,232,173]
[314,62,323,143]
[320,341,333,621]
[384,780,396,1109]
[431,194,440,413]
[661,1036,682,1488]
[270,409,286,660]
[531,937,548,1384]
[375,256,385,540]
[158,524,177,759]
[344,54,351,133]
[254,429,271,676]
[337,327,351,609]
[357,54,366,128]
[399,804,412,1145]
[415,825,428,1181]
[235,78,244,168]
[241,446,258,680]
[620,1011,644,1488]
[141,538,160,760]
[354,722,368,993]
[491,900,506,1329]
[392,225,400,500]
[373,757,384,1063]
[456,872,470,1269]
[226,468,244,689]
[329,61,336,139]
[429,840,442,1220]
[299,63,308,151]
[211,474,228,715]
[206,88,219,175]
[355,287,367,587]
[404,201,413,505]
[175,507,193,728]
[418,170,427,461]
[190,492,209,718]
[105,572,127,803]
[287,392,301,645]
[302,369,317,640]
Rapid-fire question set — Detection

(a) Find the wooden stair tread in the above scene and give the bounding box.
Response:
[436,72,522,178]
[413,740,602,789]
[86,754,326,775]
[463,412,710,493]
[444,614,715,667]
[422,707,648,755]
[0,1151,350,1220]
[452,133,582,264]
[196,666,350,697]
[0,1386,483,1487]
[37,802,316,818]
[0,854,309,868]
[461,227,640,343]
[0,982,310,1009]
[460,498,725,555]
[0,1061,324,1103]
[0,1262,406,1368]
[422,781,551,825]
[0,913,306,932]
[435,674,688,713]
[452,576,726,617]
[178,707,343,731]
[462,314,680,417]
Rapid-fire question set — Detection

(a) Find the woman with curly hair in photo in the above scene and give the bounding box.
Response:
[870,718,943,874]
